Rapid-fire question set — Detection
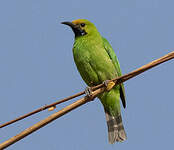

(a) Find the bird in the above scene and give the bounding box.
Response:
[62,19,126,144]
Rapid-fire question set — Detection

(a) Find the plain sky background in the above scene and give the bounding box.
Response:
[0,0,173,149]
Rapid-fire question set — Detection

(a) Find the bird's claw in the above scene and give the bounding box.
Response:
[85,86,93,98]
[103,80,115,91]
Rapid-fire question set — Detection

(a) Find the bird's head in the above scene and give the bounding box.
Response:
[61,19,97,37]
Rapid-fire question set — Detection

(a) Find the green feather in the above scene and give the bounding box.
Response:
[64,19,127,143]
[102,37,126,108]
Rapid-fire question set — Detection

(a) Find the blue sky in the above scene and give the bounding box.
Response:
[0,0,173,149]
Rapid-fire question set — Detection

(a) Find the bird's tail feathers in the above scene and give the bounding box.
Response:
[105,111,127,144]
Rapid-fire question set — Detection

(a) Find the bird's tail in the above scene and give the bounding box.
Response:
[105,111,127,144]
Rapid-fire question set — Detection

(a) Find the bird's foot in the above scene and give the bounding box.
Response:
[103,80,115,91]
[85,86,93,98]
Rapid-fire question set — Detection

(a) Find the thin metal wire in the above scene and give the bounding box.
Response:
[0,51,173,129]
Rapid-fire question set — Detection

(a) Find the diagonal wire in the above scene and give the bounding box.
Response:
[0,51,173,149]
[0,91,85,128]
[0,51,173,129]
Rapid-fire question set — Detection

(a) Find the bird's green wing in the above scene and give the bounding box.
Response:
[102,37,126,108]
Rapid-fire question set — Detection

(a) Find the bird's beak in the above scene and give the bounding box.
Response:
[61,21,87,37]
[61,21,76,28]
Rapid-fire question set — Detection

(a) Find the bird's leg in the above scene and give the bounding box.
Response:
[85,86,93,98]
[103,80,115,91]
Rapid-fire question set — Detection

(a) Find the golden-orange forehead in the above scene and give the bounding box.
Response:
[72,19,84,24]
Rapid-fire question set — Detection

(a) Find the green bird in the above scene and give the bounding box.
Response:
[62,19,126,144]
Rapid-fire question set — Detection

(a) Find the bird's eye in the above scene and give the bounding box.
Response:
[80,23,86,27]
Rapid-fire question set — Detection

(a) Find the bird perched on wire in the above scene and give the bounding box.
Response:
[62,19,126,144]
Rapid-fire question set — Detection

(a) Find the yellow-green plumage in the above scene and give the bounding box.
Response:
[62,19,126,144]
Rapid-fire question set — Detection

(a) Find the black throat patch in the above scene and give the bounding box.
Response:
[72,27,87,37]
